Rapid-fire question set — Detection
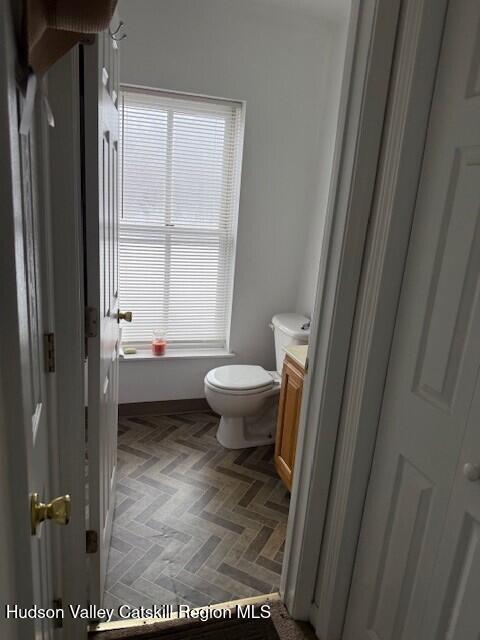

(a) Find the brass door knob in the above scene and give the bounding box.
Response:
[116,311,132,322]
[31,493,71,535]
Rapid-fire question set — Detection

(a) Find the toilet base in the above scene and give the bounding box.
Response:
[216,410,276,449]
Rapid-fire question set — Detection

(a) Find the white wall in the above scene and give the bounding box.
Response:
[118,0,348,403]
[295,15,350,316]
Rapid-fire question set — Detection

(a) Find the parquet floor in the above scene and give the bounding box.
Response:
[104,412,289,616]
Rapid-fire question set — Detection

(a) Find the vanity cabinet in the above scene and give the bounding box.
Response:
[275,353,305,491]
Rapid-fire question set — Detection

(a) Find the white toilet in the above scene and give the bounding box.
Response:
[204,313,310,449]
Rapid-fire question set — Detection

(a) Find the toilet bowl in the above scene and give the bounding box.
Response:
[204,313,310,449]
[205,365,281,448]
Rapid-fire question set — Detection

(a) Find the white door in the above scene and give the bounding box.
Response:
[83,23,122,605]
[2,39,63,640]
[22,107,58,640]
[343,0,480,637]
[421,374,480,638]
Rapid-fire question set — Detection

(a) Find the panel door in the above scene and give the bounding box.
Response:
[84,22,121,605]
[20,107,56,640]
[343,0,480,637]
[8,81,60,637]
[275,357,304,491]
[420,372,480,638]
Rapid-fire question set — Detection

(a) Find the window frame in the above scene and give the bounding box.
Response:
[119,84,246,352]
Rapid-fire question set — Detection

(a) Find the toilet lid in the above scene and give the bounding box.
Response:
[206,365,274,392]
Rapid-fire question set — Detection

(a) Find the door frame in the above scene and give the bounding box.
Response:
[282,0,450,635]
[311,0,450,637]
[46,49,88,639]
[281,0,403,619]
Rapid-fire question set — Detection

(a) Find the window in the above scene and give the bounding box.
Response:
[119,88,245,349]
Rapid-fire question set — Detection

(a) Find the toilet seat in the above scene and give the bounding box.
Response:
[205,365,274,395]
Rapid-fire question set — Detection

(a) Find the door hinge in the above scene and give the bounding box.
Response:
[52,598,63,628]
[44,333,55,373]
[85,307,98,338]
[86,529,98,554]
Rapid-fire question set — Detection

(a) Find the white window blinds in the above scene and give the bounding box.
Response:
[119,88,244,348]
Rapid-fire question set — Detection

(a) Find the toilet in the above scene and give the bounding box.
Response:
[204,313,310,449]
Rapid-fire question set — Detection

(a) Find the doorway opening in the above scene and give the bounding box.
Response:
[92,0,352,625]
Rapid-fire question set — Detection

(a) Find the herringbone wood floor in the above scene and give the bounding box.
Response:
[104,412,289,616]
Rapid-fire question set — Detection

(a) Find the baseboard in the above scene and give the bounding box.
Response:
[118,398,211,417]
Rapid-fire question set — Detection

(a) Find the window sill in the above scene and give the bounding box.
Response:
[119,348,236,362]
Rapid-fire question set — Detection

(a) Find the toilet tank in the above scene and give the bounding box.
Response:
[271,313,310,373]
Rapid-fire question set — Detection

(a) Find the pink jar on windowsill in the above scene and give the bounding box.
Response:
[151,329,167,356]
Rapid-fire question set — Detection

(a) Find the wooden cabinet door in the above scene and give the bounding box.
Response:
[275,357,304,490]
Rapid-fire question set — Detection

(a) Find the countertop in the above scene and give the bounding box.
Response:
[283,344,308,370]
